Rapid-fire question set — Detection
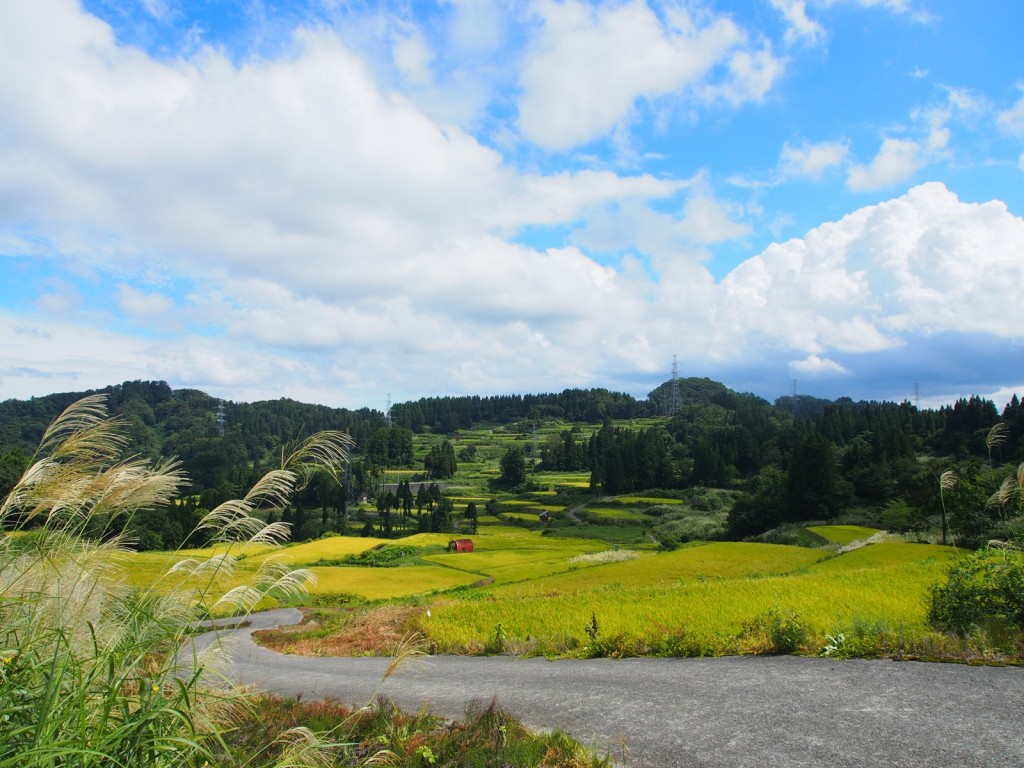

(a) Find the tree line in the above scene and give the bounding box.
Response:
[3,377,1024,551]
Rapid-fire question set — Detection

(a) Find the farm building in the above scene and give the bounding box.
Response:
[448,538,474,553]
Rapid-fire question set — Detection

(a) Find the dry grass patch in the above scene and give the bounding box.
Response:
[255,604,425,656]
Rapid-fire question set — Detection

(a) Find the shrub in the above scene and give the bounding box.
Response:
[341,544,419,567]
[739,608,807,654]
[928,548,1024,634]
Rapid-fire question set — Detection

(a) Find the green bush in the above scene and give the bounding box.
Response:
[928,548,1024,634]
[340,544,419,567]
[740,608,807,654]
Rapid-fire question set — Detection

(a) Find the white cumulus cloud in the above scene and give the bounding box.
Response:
[516,0,782,151]
[719,183,1024,363]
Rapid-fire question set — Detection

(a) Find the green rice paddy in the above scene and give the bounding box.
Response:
[806,525,881,544]
[121,517,964,658]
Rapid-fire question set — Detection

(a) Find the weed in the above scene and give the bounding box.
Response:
[739,608,807,654]
[485,623,508,655]
[821,632,847,656]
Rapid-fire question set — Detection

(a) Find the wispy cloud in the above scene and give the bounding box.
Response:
[780,140,850,179]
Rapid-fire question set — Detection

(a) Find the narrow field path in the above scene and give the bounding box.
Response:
[194,609,1024,768]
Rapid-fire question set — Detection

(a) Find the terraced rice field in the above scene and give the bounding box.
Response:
[500,511,546,521]
[422,541,960,654]
[583,506,656,521]
[533,472,590,488]
[614,496,684,505]
[121,519,964,657]
[806,525,881,544]
[306,565,481,600]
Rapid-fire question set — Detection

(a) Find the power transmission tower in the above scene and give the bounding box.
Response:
[667,355,681,416]
[216,401,225,437]
[913,383,920,408]
[385,393,392,428]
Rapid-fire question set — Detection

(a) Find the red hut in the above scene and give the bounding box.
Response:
[448,538,474,553]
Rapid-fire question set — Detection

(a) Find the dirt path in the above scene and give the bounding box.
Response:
[193,609,1024,768]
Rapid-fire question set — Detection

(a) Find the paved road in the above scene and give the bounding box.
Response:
[192,609,1024,767]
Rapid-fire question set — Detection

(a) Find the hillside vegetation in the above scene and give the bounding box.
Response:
[3,377,1023,553]
[0,397,611,768]
[4,379,1024,666]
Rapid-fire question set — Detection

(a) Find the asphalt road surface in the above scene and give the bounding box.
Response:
[192,608,1024,767]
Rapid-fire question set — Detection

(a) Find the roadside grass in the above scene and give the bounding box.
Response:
[806,525,881,544]
[213,692,609,767]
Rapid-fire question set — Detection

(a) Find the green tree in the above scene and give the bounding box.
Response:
[499,446,527,487]
[787,432,843,520]
[431,495,453,533]
[0,447,27,509]
[424,439,457,479]
[727,466,787,537]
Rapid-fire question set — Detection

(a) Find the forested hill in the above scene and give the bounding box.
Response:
[0,381,385,498]
[3,377,1023,510]
[0,380,662,493]
[388,387,651,430]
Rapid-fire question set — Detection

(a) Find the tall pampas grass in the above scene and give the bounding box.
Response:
[0,396,353,767]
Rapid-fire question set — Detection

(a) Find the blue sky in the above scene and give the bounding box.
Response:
[1,0,1022,411]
